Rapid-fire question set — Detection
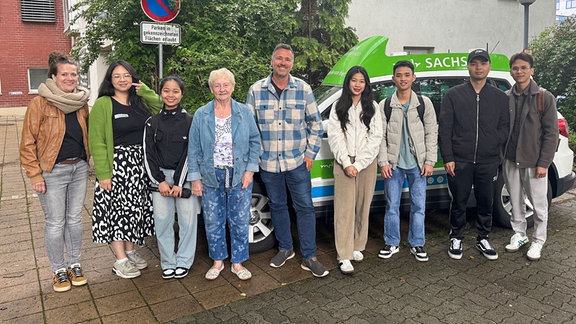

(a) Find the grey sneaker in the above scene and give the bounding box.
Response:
[301,258,329,278]
[270,249,295,268]
[113,260,141,279]
[127,251,148,270]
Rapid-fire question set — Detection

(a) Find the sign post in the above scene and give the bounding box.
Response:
[140,0,181,79]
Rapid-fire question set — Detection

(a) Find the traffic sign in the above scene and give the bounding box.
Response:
[141,0,180,23]
[140,22,180,45]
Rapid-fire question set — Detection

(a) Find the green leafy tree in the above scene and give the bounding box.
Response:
[71,0,356,111]
[531,16,576,131]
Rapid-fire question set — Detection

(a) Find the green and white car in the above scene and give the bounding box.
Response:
[248,36,576,253]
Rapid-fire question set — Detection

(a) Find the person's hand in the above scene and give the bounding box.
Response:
[421,164,434,177]
[380,165,393,179]
[32,181,46,194]
[344,166,358,178]
[171,185,183,197]
[132,80,143,93]
[158,181,172,196]
[99,179,112,191]
[535,166,547,179]
[191,180,203,197]
[444,162,456,177]
[241,171,254,189]
[304,156,314,171]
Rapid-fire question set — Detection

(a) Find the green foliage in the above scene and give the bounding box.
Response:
[531,17,576,130]
[71,0,357,113]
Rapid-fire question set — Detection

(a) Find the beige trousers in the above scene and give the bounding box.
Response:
[333,160,378,260]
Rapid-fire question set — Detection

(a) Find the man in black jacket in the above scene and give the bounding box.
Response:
[439,49,509,261]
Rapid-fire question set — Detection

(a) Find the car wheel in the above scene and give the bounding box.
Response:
[493,172,551,229]
[248,180,276,254]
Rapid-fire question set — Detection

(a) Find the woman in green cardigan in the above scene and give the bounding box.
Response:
[89,60,162,279]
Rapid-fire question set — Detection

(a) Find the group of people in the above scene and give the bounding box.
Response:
[328,49,557,274]
[20,43,557,293]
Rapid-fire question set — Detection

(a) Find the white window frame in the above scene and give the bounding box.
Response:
[28,68,49,94]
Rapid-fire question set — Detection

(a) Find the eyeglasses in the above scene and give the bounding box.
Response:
[511,66,532,72]
[112,73,132,79]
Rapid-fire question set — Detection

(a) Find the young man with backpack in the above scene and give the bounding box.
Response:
[503,52,558,260]
[377,60,438,262]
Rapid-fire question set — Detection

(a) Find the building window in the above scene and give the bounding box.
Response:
[20,0,56,23]
[28,68,49,93]
[557,0,560,10]
[568,0,576,9]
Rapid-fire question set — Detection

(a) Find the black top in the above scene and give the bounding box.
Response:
[112,98,151,146]
[143,107,193,187]
[56,112,86,163]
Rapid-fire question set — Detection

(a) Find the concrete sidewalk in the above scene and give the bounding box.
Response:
[0,115,339,323]
[2,113,576,323]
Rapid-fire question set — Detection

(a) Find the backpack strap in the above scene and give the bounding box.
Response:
[384,97,392,123]
[385,95,426,124]
[536,87,545,116]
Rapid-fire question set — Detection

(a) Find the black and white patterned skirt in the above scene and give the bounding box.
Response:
[92,145,154,245]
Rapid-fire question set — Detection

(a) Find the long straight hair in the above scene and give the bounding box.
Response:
[335,66,374,132]
[98,60,150,114]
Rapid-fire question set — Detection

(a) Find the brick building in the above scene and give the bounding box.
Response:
[0,0,71,108]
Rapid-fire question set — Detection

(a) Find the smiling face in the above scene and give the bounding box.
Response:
[271,48,294,79]
[110,65,133,93]
[510,58,534,90]
[349,72,366,99]
[467,58,491,82]
[392,66,416,92]
[210,77,234,102]
[52,63,78,93]
[161,80,183,110]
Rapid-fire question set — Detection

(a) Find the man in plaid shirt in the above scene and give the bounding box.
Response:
[246,43,328,278]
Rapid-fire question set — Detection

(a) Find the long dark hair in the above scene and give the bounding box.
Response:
[98,60,150,113]
[335,66,374,132]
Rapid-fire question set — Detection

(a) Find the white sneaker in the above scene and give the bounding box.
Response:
[127,251,148,270]
[352,251,364,262]
[339,259,354,274]
[505,233,529,253]
[527,242,543,261]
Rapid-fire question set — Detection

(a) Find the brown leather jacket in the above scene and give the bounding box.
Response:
[20,96,89,184]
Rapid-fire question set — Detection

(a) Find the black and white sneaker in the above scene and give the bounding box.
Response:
[378,245,399,259]
[410,246,429,262]
[162,268,175,280]
[476,239,498,260]
[174,267,189,279]
[448,238,463,260]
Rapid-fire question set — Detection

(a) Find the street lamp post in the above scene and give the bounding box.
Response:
[518,0,537,50]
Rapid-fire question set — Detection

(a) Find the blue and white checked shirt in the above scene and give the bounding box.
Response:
[246,74,323,173]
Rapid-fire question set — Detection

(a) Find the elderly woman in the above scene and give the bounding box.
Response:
[188,68,260,281]
[20,52,90,292]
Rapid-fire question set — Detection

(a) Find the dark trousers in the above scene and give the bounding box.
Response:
[447,161,499,240]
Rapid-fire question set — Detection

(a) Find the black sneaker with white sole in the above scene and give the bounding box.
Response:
[410,246,429,262]
[448,238,463,260]
[378,245,399,259]
[476,239,498,260]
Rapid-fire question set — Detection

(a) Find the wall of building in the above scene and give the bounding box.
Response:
[346,0,555,57]
[0,1,71,108]
[557,0,576,22]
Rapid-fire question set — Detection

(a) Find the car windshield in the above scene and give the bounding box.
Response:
[314,85,341,104]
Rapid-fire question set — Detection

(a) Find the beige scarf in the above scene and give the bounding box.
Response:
[38,78,90,114]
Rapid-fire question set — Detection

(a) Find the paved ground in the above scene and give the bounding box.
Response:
[1,113,576,323]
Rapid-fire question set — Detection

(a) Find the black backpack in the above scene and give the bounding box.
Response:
[384,95,425,123]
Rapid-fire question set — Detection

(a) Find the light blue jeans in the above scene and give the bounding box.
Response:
[38,160,88,272]
[202,168,251,264]
[383,166,426,247]
[151,168,200,270]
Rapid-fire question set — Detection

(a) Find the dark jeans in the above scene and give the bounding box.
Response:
[260,163,317,260]
[447,161,499,240]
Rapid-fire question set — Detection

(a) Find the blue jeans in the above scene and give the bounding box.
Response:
[260,163,317,260]
[383,166,426,247]
[202,168,251,264]
[151,168,200,270]
[38,160,88,272]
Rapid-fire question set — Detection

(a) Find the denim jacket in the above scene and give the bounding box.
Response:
[188,99,261,188]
